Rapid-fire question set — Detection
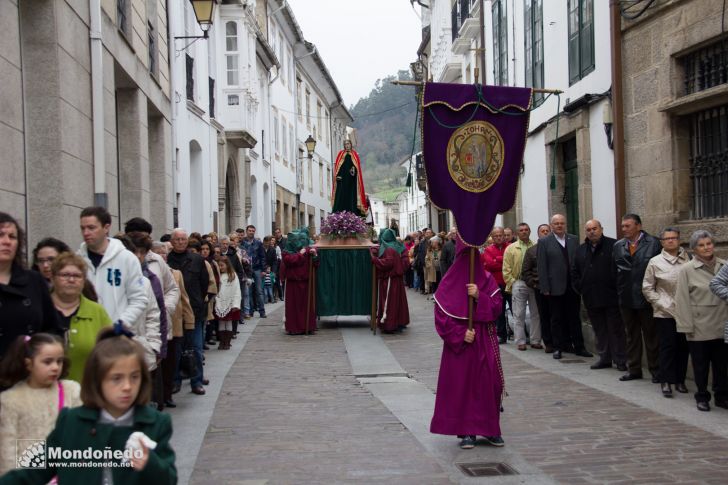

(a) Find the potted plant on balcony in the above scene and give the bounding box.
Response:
[318,211,369,246]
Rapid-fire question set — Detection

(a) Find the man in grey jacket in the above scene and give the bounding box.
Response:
[537,214,592,360]
[612,214,661,382]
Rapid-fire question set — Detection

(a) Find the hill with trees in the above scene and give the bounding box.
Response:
[350,70,419,194]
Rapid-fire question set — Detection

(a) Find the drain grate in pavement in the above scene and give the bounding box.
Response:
[457,462,518,477]
[559,358,585,364]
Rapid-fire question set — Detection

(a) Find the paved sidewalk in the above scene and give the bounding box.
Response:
[189,306,449,484]
[381,289,728,485]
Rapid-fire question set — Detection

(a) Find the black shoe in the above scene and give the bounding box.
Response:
[260,314,267,318]
[697,401,710,412]
[484,436,505,447]
[574,349,593,358]
[590,361,611,370]
[201,378,210,386]
[203,344,210,350]
[616,364,628,372]
[619,373,643,381]
[553,350,562,360]
[661,383,673,398]
[715,399,728,409]
[544,345,554,354]
[675,383,688,393]
[172,383,181,394]
[459,435,476,449]
[191,386,206,395]
[164,399,177,408]
[651,375,660,384]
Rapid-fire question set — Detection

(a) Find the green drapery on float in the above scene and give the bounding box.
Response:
[316,248,372,316]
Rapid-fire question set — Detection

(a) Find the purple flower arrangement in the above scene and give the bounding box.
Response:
[320,211,368,238]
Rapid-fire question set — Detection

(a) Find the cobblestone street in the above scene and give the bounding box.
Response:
[172,290,728,484]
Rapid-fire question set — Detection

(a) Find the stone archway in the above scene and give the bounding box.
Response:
[224,157,242,233]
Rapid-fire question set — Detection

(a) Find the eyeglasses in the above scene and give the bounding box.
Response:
[36,257,56,266]
[56,273,84,281]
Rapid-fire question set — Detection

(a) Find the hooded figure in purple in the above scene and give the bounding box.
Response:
[430,233,505,448]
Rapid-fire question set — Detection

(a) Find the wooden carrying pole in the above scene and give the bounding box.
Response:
[370,265,377,334]
[468,247,475,331]
[305,254,313,335]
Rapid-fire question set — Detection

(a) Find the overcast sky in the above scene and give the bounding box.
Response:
[286,0,422,108]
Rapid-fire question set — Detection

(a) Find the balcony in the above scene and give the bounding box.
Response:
[451,0,481,55]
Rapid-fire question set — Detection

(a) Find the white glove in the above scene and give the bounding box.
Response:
[124,431,157,462]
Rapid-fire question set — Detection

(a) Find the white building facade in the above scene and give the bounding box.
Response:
[420,0,616,239]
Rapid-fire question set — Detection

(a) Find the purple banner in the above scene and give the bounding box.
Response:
[422,83,532,247]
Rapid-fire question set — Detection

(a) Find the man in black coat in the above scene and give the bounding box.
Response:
[612,213,662,382]
[167,228,210,395]
[573,219,627,371]
[537,214,592,360]
[439,231,456,276]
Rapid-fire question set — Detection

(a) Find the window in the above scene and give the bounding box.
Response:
[568,0,594,85]
[281,117,288,160]
[209,78,215,118]
[228,94,239,105]
[327,167,331,196]
[269,22,276,52]
[147,22,157,76]
[186,54,195,101]
[308,156,313,192]
[288,48,294,88]
[226,22,239,86]
[690,105,728,218]
[273,111,279,155]
[278,34,285,85]
[117,0,130,37]
[324,110,329,146]
[683,38,728,95]
[296,78,303,120]
[316,102,322,141]
[319,162,324,196]
[524,0,544,105]
[492,0,508,86]
[305,89,311,126]
[289,126,294,164]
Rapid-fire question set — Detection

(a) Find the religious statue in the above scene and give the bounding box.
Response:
[331,140,368,217]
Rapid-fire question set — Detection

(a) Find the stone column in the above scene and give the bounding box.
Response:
[116,88,150,223]
[148,115,172,234]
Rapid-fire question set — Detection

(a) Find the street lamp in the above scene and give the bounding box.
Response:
[176,0,217,40]
[304,135,316,158]
[296,135,317,228]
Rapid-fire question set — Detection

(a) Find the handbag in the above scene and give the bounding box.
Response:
[178,349,198,380]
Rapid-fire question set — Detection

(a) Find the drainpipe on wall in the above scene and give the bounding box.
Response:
[90,0,106,207]
[167,0,179,231]
[610,0,627,232]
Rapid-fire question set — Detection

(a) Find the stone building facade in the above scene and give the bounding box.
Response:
[3,0,174,248]
[620,0,728,247]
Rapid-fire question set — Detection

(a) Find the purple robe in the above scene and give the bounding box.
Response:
[430,243,504,437]
[280,250,319,334]
[371,248,410,332]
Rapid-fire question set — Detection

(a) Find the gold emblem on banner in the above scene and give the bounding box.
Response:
[447,120,505,193]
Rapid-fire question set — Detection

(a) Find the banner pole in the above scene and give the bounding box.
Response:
[305,254,313,335]
[371,264,377,334]
[479,0,486,86]
[390,80,562,95]
[468,247,475,331]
